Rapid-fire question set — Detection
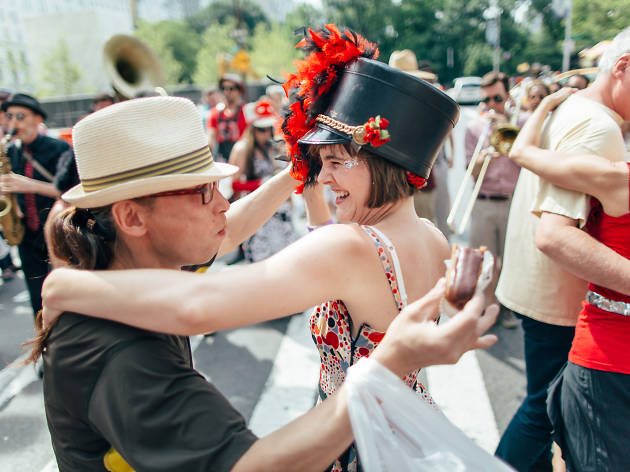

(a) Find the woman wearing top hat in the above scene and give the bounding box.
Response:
[41,26,459,470]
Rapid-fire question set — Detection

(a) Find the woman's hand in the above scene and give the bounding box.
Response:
[540,87,577,112]
[41,268,70,329]
[372,278,499,378]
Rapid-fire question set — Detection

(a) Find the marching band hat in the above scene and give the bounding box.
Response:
[299,58,459,179]
[2,92,47,120]
[62,96,238,208]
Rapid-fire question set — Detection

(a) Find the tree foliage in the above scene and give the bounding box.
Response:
[134,20,198,84]
[250,22,300,81]
[102,0,630,91]
[38,36,82,97]
[193,20,239,87]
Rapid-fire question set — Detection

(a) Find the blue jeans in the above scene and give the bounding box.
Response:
[495,312,575,472]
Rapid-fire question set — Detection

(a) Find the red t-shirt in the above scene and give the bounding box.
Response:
[207,104,247,144]
[569,164,630,374]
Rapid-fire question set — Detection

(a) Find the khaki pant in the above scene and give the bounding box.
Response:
[468,197,511,260]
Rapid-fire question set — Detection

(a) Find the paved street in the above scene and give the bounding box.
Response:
[0,105,528,470]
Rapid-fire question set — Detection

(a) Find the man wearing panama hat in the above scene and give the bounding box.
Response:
[0,92,77,316]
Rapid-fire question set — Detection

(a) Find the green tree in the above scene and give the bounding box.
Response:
[134,19,199,84]
[323,0,399,61]
[284,3,327,31]
[188,0,268,41]
[250,22,300,80]
[38,36,82,96]
[572,0,630,50]
[193,20,239,87]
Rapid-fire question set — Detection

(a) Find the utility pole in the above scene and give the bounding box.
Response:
[561,0,574,72]
[484,0,502,73]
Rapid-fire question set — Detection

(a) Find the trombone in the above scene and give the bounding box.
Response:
[446,112,519,235]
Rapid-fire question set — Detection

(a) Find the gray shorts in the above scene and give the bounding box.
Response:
[548,362,630,472]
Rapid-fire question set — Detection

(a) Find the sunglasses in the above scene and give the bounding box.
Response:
[221,86,238,92]
[5,112,28,121]
[148,182,217,205]
[254,127,273,133]
[481,95,505,104]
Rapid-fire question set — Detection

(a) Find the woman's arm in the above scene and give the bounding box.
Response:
[232,282,499,471]
[43,224,367,333]
[227,139,247,182]
[302,182,332,227]
[218,166,296,257]
[509,88,629,216]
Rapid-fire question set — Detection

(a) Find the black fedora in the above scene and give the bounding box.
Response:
[1,93,47,120]
[299,58,459,180]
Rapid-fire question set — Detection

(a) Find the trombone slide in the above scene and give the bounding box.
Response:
[456,154,492,235]
[446,119,492,232]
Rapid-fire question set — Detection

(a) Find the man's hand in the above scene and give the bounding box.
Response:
[372,278,499,378]
[0,172,36,194]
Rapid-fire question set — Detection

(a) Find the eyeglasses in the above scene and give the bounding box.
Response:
[148,182,217,205]
[221,86,238,92]
[481,95,505,104]
[5,112,27,121]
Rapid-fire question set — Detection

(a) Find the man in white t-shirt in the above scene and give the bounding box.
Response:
[495,29,630,471]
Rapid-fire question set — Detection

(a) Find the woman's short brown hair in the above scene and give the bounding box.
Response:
[307,143,417,208]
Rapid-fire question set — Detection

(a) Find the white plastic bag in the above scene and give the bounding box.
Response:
[345,358,514,472]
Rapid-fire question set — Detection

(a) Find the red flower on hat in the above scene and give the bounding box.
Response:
[406,171,427,189]
[363,116,390,147]
[254,100,274,118]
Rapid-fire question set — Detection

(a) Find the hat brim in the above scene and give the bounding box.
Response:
[62,162,238,208]
[253,117,277,128]
[405,70,437,81]
[299,123,351,145]
[2,101,47,120]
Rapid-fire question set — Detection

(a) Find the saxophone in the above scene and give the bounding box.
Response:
[0,130,25,245]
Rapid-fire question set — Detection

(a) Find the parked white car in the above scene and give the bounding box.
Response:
[446,76,483,105]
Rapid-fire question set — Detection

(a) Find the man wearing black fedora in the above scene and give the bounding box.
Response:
[0,92,78,316]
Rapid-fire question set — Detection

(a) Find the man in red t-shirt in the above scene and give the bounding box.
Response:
[207,73,247,162]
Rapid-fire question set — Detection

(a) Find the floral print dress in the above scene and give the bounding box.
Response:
[309,225,435,472]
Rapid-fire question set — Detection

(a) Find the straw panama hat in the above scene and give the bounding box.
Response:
[388,50,438,82]
[62,96,238,208]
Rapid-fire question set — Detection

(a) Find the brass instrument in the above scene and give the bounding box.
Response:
[490,124,520,155]
[447,113,520,235]
[103,34,166,100]
[0,130,25,245]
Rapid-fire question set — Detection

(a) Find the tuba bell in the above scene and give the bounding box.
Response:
[103,34,166,100]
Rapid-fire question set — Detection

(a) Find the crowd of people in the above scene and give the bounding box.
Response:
[0,20,627,472]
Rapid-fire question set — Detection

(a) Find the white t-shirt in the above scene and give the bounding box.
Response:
[496,94,626,326]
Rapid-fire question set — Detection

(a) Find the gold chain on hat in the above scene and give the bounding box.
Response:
[316,114,367,145]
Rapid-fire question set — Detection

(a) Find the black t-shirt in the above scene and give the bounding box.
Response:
[43,313,257,471]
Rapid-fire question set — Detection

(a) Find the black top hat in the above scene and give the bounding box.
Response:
[1,93,47,120]
[299,58,459,179]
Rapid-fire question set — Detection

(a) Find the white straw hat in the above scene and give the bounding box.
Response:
[63,96,238,208]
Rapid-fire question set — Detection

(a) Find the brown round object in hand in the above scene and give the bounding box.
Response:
[444,245,487,309]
